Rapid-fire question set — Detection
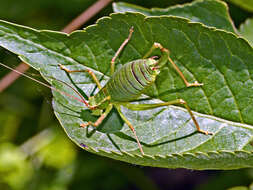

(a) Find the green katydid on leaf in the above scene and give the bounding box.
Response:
[0,12,253,169]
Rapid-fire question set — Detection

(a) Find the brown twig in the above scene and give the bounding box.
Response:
[62,0,112,33]
[0,0,112,92]
[0,63,30,92]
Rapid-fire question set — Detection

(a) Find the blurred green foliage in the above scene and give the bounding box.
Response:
[0,143,33,189]
[0,0,252,189]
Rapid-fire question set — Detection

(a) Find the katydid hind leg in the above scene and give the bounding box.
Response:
[121,100,212,135]
[116,106,144,155]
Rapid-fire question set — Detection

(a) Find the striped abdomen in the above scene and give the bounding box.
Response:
[102,59,159,102]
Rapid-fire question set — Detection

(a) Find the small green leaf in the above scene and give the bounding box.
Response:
[239,18,253,46]
[226,0,253,12]
[228,186,249,190]
[0,143,33,189]
[38,129,77,169]
[0,13,253,169]
[113,0,236,33]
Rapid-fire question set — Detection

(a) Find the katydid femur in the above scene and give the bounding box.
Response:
[58,27,212,155]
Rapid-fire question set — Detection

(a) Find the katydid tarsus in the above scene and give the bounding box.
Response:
[0,27,212,155]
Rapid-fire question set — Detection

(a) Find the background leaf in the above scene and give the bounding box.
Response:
[113,0,236,33]
[239,18,253,46]
[0,12,253,169]
[0,143,33,190]
[226,0,253,13]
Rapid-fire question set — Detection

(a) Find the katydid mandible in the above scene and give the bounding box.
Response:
[58,27,212,155]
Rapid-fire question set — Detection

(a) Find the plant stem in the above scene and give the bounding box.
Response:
[62,0,112,33]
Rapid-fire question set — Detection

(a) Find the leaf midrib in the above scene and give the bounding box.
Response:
[1,17,251,127]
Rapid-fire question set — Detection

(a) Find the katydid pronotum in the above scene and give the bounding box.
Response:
[0,27,212,155]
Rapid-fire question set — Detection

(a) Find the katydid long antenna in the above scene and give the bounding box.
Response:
[0,63,90,107]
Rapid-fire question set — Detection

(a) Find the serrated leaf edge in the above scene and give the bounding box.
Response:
[113,0,237,33]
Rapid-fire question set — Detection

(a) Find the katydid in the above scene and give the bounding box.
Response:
[0,27,212,155]
[58,27,212,155]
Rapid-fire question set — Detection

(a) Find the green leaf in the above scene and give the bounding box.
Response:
[228,186,249,190]
[113,0,236,33]
[239,18,253,46]
[226,0,253,13]
[38,128,77,169]
[0,143,33,189]
[0,13,253,169]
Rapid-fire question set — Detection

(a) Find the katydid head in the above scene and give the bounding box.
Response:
[147,57,160,75]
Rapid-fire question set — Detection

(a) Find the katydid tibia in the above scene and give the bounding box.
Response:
[0,27,212,155]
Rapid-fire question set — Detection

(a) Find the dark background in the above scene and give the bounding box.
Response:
[0,0,252,190]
